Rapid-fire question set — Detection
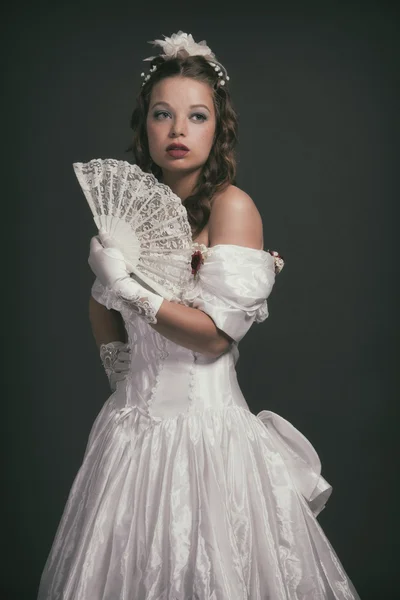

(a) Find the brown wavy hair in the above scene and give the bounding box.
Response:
[125,54,239,239]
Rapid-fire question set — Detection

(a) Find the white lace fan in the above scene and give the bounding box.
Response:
[73,158,194,301]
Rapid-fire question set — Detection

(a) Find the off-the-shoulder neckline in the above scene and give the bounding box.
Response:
[192,242,269,254]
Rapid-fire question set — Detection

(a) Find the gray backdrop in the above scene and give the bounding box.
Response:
[4,1,398,598]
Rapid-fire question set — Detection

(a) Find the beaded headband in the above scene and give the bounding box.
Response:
[140,30,230,88]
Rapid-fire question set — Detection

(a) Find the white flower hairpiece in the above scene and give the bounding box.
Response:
[140,30,230,87]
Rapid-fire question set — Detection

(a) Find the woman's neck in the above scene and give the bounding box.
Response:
[161,167,201,201]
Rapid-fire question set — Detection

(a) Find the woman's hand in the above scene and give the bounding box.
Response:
[88,229,164,324]
[88,229,130,289]
[99,341,131,392]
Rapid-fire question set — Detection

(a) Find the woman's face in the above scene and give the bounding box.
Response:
[146,76,216,176]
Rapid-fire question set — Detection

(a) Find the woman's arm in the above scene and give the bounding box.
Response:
[89,296,127,351]
[88,187,262,358]
[149,301,233,358]
[149,187,264,358]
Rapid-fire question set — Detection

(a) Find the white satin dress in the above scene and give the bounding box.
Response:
[37,244,360,600]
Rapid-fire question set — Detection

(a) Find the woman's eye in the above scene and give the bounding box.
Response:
[153,111,207,122]
[192,113,207,122]
[154,111,170,119]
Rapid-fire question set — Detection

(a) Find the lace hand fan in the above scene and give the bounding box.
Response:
[73,158,194,301]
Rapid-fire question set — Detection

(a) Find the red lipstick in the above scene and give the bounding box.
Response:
[166,143,190,159]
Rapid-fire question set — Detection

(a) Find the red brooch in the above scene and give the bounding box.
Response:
[191,249,204,275]
[267,249,285,274]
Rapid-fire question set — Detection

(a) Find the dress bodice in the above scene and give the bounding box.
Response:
[91,244,277,421]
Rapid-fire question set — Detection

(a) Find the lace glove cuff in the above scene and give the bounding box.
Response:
[112,276,164,325]
[99,341,130,392]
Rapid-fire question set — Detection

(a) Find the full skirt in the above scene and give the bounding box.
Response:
[38,397,359,600]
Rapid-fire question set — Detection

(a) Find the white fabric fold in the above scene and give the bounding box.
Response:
[183,244,276,342]
[257,410,333,516]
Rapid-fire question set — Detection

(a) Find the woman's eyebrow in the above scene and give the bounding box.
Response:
[189,104,211,111]
[150,101,211,112]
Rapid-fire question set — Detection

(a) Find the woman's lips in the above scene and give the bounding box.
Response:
[166,149,190,158]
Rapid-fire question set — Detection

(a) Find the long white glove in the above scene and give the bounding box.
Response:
[88,229,164,324]
[99,341,131,392]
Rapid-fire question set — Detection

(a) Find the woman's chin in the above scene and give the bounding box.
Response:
[160,161,202,176]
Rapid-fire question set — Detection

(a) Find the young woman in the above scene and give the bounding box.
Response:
[38,32,360,600]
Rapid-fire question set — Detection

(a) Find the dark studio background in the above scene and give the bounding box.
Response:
[3,0,398,598]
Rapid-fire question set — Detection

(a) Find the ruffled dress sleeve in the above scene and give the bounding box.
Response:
[182,244,277,343]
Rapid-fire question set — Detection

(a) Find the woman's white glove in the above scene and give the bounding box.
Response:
[99,341,131,392]
[88,229,164,324]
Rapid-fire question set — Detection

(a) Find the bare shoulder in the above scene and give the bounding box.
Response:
[209,184,264,249]
[212,184,255,207]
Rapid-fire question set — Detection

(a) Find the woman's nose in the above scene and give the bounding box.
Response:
[169,117,187,137]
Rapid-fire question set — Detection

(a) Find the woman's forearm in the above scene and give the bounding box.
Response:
[89,296,127,350]
[90,293,231,358]
[150,300,232,358]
